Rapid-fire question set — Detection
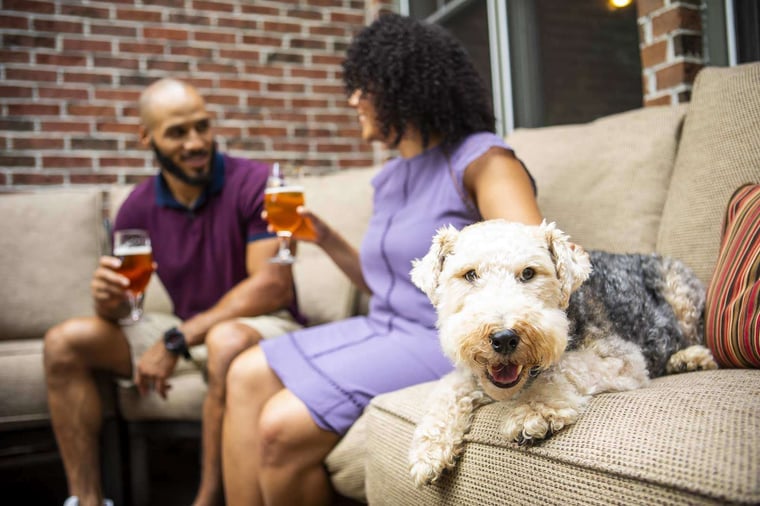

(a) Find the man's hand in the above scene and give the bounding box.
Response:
[134,340,179,399]
[91,255,130,316]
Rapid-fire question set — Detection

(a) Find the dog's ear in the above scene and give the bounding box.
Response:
[410,225,459,305]
[542,221,591,308]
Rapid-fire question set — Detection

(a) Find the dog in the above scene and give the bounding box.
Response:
[408,219,717,487]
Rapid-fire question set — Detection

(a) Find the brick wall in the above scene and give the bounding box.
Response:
[637,0,705,106]
[0,0,379,190]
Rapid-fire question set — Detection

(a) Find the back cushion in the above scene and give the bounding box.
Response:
[657,63,760,284]
[507,105,686,253]
[296,168,377,325]
[0,190,102,340]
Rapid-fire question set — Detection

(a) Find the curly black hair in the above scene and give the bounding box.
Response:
[342,13,495,149]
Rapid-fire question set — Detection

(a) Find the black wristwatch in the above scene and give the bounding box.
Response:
[163,327,192,360]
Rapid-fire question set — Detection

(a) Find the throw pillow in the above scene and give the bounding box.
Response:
[705,183,760,368]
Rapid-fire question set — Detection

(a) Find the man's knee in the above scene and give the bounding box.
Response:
[44,318,92,370]
[207,322,261,382]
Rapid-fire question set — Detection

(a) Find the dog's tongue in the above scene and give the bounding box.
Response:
[490,363,521,384]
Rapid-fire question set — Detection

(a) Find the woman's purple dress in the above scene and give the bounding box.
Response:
[261,132,514,434]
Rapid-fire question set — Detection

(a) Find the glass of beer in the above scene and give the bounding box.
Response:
[113,229,154,322]
[264,163,304,264]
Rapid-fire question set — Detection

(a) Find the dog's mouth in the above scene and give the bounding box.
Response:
[485,363,524,389]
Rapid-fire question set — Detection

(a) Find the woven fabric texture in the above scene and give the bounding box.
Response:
[657,62,760,284]
[506,105,686,254]
[366,371,760,505]
[706,184,760,367]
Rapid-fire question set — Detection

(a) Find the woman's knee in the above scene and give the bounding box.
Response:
[206,321,261,387]
[225,347,271,402]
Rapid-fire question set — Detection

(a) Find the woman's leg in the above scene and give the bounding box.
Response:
[222,346,341,506]
[222,346,286,505]
[258,389,340,506]
[193,321,263,506]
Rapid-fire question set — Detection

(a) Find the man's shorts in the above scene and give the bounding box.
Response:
[117,310,303,386]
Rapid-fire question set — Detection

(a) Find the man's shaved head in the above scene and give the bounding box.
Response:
[138,78,205,131]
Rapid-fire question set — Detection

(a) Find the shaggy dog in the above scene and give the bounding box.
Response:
[408,220,717,487]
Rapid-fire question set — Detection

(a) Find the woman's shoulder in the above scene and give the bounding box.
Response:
[449,131,510,174]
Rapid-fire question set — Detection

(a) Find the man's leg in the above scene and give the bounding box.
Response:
[44,317,133,506]
[193,321,262,506]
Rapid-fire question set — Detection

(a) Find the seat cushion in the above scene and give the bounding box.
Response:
[705,184,760,368]
[506,105,686,254]
[365,370,760,505]
[0,190,103,340]
[657,62,760,284]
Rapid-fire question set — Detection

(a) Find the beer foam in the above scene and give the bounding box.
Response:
[265,185,304,194]
[114,244,152,256]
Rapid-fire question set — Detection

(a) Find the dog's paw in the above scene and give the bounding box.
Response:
[666,345,718,374]
[501,403,578,444]
[408,431,460,487]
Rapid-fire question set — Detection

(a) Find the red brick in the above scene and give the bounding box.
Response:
[249,126,289,137]
[97,122,140,134]
[0,15,30,29]
[645,95,672,107]
[0,119,34,131]
[636,0,665,17]
[67,104,117,117]
[72,138,118,150]
[197,62,238,74]
[41,121,90,133]
[147,60,190,72]
[70,173,119,184]
[90,24,137,37]
[312,54,343,66]
[35,53,87,66]
[216,17,257,29]
[0,155,36,166]
[652,6,701,37]
[247,96,287,108]
[98,157,146,168]
[42,156,93,169]
[315,142,353,153]
[93,56,140,70]
[5,68,56,82]
[263,21,302,33]
[194,31,236,44]
[38,87,89,100]
[118,42,164,54]
[240,4,279,15]
[0,85,33,98]
[640,40,668,68]
[242,34,281,46]
[309,26,348,37]
[291,68,329,79]
[218,79,261,92]
[13,137,64,150]
[0,49,31,63]
[63,72,114,85]
[13,173,65,185]
[244,65,285,77]
[63,38,112,52]
[143,27,188,41]
[170,46,213,58]
[33,18,84,34]
[8,104,60,116]
[60,4,110,18]
[267,82,305,93]
[291,38,327,50]
[192,0,234,12]
[287,8,324,20]
[205,94,240,106]
[3,0,56,14]
[94,90,141,101]
[169,13,212,25]
[212,126,243,138]
[3,34,55,48]
[116,8,162,22]
[329,12,364,24]
[655,62,703,89]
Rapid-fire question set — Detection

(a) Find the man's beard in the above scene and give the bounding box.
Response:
[151,141,215,187]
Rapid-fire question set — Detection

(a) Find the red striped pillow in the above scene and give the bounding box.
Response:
[705,184,760,368]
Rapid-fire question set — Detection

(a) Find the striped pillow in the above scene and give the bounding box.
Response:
[705,184,760,368]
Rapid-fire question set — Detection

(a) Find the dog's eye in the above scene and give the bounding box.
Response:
[519,267,535,282]
[463,269,478,282]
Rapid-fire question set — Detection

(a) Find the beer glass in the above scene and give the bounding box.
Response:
[264,163,304,264]
[113,229,153,322]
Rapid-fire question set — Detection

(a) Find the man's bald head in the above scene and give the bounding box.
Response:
[138,78,206,132]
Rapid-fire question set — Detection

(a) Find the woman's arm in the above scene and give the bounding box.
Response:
[463,147,543,224]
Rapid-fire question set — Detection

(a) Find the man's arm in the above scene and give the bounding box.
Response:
[134,237,292,397]
[179,237,294,348]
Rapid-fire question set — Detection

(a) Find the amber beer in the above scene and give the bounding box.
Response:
[114,244,153,295]
[264,186,305,234]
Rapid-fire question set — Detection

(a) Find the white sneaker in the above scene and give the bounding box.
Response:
[63,496,114,506]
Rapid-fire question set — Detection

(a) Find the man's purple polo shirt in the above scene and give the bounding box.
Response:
[114,153,301,322]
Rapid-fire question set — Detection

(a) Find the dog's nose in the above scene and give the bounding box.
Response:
[490,329,519,355]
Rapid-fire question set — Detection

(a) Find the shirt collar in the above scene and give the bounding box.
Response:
[154,152,226,211]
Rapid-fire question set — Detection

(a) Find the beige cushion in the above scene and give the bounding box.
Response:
[296,168,377,325]
[0,340,49,428]
[325,413,369,502]
[0,190,102,340]
[365,370,760,505]
[657,62,760,284]
[507,105,686,254]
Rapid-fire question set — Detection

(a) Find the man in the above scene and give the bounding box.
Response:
[44,78,303,506]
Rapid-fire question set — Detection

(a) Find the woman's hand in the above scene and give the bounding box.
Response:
[262,207,332,245]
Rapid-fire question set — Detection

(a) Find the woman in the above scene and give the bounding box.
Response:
[221,13,542,505]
